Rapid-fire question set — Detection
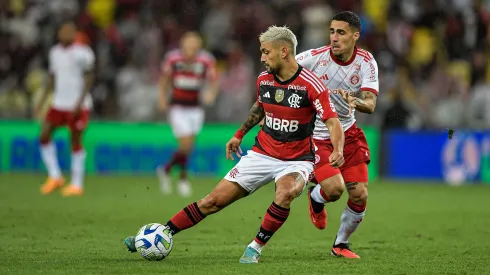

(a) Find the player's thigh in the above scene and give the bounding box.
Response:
[41,108,63,139]
[168,106,193,138]
[190,108,204,135]
[197,178,248,214]
[342,162,369,199]
[69,110,90,140]
[223,151,278,194]
[275,161,314,200]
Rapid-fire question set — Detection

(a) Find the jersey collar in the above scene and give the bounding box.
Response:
[330,46,357,66]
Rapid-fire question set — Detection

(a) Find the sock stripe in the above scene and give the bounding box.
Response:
[191,202,206,220]
[188,204,204,222]
[270,204,289,216]
[269,206,289,218]
[271,202,289,212]
[183,206,197,224]
[347,200,366,213]
[266,209,288,222]
[188,205,201,222]
[267,207,288,219]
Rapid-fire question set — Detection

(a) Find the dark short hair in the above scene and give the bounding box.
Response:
[332,11,361,31]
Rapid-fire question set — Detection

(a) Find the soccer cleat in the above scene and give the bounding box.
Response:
[177,180,192,197]
[239,246,261,264]
[331,242,360,259]
[156,166,172,194]
[40,177,65,195]
[124,236,137,253]
[307,186,327,230]
[61,185,84,197]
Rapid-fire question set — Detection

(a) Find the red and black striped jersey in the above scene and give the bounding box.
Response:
[252,65,338,161]
[161,49,217,106]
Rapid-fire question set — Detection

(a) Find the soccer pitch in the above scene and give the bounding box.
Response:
[0,173,488,274]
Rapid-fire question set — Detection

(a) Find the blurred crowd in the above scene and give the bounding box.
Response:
[0,0,489,130]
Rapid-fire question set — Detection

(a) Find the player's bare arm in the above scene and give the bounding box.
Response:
[203,74,220,106]
[239,102,265,135]
[351,90,377,114]
[226,102,265,160]
[325,117,345,168]
[36,74,54,116]
[73,71,94,116]
[158,73,170,112]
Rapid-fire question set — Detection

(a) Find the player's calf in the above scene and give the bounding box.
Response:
[240,172,305,263]
[166,179,247,235]
[307,174,343,229]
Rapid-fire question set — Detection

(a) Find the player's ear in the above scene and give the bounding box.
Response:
[281,45,288,59]
[353,31,360,42]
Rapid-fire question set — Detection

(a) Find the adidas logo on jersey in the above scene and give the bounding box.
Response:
[319,74,329,80]
[263,92,270,98]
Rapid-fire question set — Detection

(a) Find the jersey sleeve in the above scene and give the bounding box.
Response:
[295,49,316,71]
[360,58,379,95]
[255,77,263,107]
[307,81,338,121]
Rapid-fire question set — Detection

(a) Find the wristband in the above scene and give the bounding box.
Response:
[234,130,245,140]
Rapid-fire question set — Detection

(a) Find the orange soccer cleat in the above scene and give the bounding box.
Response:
[307,186,327,230]
[331,243,360,259]
[61,185,84,197]
[40,177,65,195]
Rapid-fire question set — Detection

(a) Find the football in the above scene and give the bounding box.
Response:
[135,223,173,261]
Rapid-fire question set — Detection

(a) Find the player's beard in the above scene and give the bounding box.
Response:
[264,63,279,74]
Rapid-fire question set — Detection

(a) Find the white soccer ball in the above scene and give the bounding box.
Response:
[135,223,173,261]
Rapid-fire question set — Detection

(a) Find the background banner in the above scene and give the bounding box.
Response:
[0,121,379,181]
[384,130,490,184]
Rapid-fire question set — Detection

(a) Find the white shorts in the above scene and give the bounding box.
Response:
[169,106,204,138]
[224,150,314,194]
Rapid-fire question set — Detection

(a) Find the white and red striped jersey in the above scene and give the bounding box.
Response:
[161,49,217,106]
[296,46,379,140]
[49,43,95,111]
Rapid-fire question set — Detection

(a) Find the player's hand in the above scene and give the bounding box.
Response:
[339,89,357,115]
[72,104,82,119]
[259,118,265,127]
[203,92,215,106]
[158,99,168,113]
[34,104,44,118]
[226,137,243,160]
[329,150,344,168]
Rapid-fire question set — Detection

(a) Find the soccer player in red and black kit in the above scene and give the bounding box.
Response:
[125,26,345,263]
[156,31,219,197]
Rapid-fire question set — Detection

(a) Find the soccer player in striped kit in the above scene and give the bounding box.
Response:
[296,11,380,258]
[156,32,219,197]
[125,25,345,264]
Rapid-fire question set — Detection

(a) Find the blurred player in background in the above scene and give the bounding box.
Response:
[296,11,379,258]
[156,31,219,197]
[125,26,345,264]
[36,21,95,197]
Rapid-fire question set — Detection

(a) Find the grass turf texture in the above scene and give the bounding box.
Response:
[0,173,488,274]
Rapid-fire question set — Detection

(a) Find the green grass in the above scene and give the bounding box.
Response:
[0,174,489,274]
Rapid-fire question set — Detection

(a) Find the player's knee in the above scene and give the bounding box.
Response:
[319,178,344,202]
[348,182,368,204]
[39,134,51,145]
[197,195,226,215]
[274,187,300,208]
